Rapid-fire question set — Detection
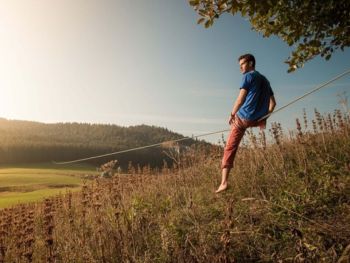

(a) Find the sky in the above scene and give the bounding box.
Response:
[0,0,349,144]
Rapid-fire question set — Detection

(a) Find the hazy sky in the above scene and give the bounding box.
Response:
[1,0,349,143]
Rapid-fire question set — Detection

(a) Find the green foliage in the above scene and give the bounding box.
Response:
[189,0,350,72]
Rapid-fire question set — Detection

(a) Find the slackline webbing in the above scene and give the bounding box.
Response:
[53,68,350,165]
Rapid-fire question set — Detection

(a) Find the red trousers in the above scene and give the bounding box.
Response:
[221,116,265,169]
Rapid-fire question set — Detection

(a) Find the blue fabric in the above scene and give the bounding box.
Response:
[237,70,274,121]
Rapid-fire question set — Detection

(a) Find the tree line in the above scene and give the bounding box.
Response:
[0,118,204,169]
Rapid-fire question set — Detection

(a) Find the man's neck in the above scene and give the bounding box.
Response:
[244,69,255,74]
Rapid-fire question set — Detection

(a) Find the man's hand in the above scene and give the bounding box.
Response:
[228,89,247,125]
[229,113,235,125]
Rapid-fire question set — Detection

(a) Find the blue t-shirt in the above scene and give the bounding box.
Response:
[237,70,274,121]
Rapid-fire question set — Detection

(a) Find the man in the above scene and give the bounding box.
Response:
[216,54,276,193]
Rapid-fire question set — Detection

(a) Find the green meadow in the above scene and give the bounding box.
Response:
[0,163,97,208]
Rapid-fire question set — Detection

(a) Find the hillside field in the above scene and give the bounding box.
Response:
[0,110,349,262]
[0,163,97,208]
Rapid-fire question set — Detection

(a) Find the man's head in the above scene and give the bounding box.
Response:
[238,54,255,74]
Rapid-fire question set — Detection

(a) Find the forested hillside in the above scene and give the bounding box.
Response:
[0,118,200,168]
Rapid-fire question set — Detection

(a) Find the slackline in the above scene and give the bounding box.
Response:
[53,68,350,165]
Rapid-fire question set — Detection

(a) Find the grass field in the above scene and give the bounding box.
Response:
[0,162,97,208]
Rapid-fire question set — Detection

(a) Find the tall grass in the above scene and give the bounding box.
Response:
[0,109,349,262]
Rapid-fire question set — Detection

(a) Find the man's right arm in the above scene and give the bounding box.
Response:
[228,88,248,125]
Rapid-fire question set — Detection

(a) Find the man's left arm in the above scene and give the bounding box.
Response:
[268,95,276,114]
[266,78,276,116]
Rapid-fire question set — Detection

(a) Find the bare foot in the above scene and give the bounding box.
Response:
[215,183,227,193]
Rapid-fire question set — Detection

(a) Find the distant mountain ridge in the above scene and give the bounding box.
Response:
[0,118,197,168]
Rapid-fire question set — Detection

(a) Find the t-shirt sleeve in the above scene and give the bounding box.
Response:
[240,73,251,90]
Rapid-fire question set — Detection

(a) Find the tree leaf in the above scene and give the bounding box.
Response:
[197,18,205,24]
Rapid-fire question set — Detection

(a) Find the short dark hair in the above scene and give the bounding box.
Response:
[238,54,255,67]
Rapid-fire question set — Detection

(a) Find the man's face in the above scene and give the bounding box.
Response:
[239,59,251,74]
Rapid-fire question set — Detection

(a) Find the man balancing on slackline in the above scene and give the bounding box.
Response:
[216,53,276,193]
